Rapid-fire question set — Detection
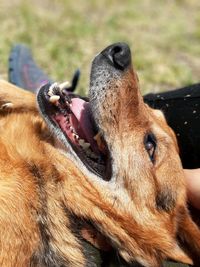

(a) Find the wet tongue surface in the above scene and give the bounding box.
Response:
[70,98,99,153]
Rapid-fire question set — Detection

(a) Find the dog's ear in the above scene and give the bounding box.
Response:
[165,208,200,265]
[0,80,37,113]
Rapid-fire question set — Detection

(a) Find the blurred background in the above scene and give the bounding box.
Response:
[0,0,200,95]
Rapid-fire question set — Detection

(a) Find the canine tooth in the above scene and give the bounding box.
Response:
[48,90,53,97]
[1,102,13,110]
[47,87,54,96]
[59,81,71,90]
[48,83,57,94]
[49,95,60,103]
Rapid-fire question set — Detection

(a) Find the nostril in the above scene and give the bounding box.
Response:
[104,43,131,71]
[112,45,123,55]
[112,46,125,70]
[107,45,123,70]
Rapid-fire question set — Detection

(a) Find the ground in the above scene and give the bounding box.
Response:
[0,0,200,95]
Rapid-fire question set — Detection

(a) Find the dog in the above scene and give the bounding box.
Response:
[0,43,200,267]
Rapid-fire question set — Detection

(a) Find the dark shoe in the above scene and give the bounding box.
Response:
[8,44,53,92]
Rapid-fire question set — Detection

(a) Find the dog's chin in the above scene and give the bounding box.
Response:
[37,83,111,180]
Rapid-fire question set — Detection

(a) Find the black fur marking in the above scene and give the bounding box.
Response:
[63,209,150,267]
[156,187,176,212]
[63,207,105,267]
[29,164,68,267]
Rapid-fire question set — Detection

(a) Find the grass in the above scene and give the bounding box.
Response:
[0,0,200,95]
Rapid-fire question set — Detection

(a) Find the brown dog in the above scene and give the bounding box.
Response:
[0,43,200,267]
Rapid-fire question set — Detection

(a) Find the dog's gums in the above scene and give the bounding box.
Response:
[37,82,109,179]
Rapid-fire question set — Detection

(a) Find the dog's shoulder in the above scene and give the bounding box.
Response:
[0,79,37,112]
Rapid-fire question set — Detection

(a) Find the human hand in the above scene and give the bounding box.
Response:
[184,168,200,210]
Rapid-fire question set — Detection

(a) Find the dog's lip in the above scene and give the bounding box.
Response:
[37,83,109,178]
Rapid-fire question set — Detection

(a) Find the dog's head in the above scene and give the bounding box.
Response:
[90,43,183,210]
[37,43,200,266]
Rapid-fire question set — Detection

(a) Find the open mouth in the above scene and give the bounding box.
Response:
[37,82,109,179]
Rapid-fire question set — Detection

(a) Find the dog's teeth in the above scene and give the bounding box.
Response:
[79,139,85,146]
[74,134,79,140]
[78,139,98,158]
[48,83,58,94]
[49,95,60,103]
[82,142,90,149]
[79,139,90,148]
[73,134,79,140]
[70,126,74,132]
[65,99,71,107]
[48,88,54,96]
[47,87,54,96]
[85,149,98,159]
[59,81,71,91]
[48,91,53,97]
[1,102,13,110]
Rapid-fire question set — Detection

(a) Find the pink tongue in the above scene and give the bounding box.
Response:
[70,98,98,153]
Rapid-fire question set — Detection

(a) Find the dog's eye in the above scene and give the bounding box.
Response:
[144,133,157,163]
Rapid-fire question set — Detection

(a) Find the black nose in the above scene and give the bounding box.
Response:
[102,42,131,70]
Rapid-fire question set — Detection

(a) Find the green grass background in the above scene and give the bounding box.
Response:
[0,0,200,95]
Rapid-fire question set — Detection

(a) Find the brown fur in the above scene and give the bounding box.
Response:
[0,73,200,267]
